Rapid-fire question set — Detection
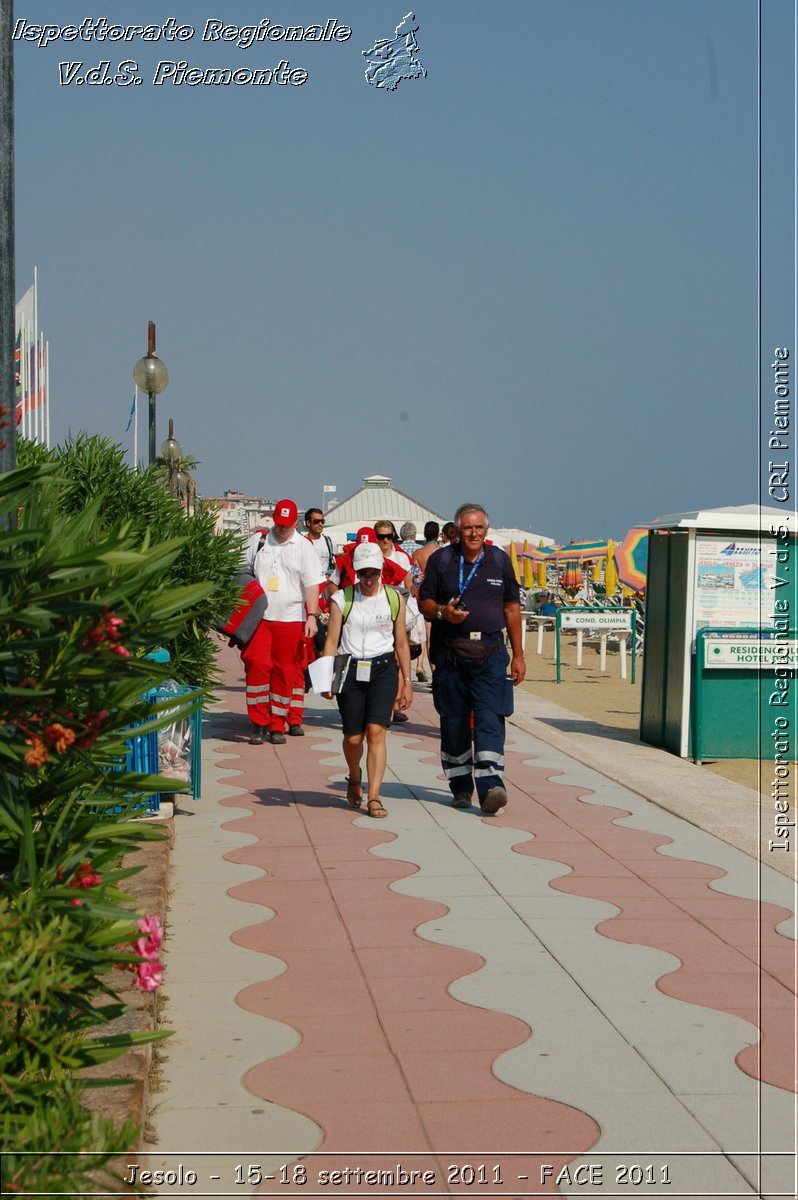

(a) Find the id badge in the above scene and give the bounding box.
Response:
[267,576,280,592]
[355,659,372,682]
[469,632,481,641]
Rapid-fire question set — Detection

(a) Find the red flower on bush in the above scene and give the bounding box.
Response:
[24,737,49,767]
[82,608,130,657]
[44,723,76,753]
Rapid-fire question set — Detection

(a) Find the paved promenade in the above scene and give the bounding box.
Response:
[143,645,796,1199]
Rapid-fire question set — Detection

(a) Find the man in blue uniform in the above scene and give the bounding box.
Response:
[418,503,526,813]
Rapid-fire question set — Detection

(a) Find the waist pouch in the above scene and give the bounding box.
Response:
[448,637,501,666]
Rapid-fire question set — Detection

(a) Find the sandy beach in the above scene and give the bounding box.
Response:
[517,628,767,796]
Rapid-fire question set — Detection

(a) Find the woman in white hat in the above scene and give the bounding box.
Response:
[322,542,413,817]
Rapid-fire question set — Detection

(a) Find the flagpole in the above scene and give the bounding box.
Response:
[33,266,39,445]
[45,337,50,448]
[22,316,29,440]
[133,385,138,468]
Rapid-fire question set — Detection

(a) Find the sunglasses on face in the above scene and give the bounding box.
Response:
[376,533,394,541]
[309,518,325,524]
[357,569,381,579]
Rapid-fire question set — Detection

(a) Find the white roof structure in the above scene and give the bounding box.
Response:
[647,504,791,532]
[323,475,448,547]
[322,477,556,551]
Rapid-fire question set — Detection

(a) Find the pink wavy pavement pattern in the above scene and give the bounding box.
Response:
[204,646,796,1199]
[490,742,797,1096]
[205,649,601,1194]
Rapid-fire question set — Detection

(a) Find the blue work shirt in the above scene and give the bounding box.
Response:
[419,543,520,662]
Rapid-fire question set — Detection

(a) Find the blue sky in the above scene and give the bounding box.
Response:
[13,1,796,542]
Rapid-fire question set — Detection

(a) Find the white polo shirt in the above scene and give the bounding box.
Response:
[252,531,325,623]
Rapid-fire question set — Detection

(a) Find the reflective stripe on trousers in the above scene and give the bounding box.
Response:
[240,620,306,731]
[431,645,509,801]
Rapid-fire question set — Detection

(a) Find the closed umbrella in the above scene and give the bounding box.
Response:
[509,541,521,584]
[521,541,534,588]
[604,539,618,596]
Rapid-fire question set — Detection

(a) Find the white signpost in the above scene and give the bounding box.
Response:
[556,608,637,682]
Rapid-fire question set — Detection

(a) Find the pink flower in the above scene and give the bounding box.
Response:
[137,914,163,940]
[133,935,162,962]
[133,961,164,991]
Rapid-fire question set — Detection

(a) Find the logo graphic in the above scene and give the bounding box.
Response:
[362,11,426,91]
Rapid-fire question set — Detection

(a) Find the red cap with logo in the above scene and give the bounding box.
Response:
[356,526,377,544]
[273,499,298,527]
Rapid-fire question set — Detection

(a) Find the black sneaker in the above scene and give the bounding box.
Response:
[287,724,304,737]
[480,787,507,814]
[249,725,267,745]
[451,793,472,809]
[269,731,287,745]
[391,711,409,724]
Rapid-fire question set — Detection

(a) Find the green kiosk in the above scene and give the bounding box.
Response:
[639,505,796,762]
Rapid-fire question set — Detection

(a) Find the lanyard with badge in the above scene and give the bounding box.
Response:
[457,550,484,640]
[261,539,288,592]
[355,585,388,683]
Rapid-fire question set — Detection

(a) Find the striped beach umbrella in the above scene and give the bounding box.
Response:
[615,528,648,592]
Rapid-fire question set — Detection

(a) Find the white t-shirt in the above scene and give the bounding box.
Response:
[331,586,397,659]
[306,532,335,577]
[252,531,325,623]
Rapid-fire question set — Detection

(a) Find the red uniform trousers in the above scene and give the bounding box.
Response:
[241,620,306,732]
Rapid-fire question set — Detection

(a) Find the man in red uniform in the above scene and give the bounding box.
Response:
[242,499,325,744]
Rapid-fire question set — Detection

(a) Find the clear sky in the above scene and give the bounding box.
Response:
[12,1,796,543]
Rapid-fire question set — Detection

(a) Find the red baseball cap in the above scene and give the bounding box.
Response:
[356,526,377,544]
[273,499,298,527]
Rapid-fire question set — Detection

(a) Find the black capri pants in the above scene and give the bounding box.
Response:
[336,652,398,735]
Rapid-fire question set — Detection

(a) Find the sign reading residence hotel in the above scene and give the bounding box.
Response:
[703,634,798,669]
[693,535,776,631]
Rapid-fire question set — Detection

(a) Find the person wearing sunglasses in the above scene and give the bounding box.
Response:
[373,520,415,594]
[321,542,413,818]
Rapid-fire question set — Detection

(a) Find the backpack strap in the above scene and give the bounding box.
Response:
[323,534,335,574]
[341,585,401,624]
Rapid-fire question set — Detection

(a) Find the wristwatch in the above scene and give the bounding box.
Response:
[435,606,443,620]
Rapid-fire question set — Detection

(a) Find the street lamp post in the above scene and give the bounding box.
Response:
[161,418,182,495]
[133,321,169,466]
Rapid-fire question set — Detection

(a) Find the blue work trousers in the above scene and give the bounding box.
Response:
[431,644,511,802]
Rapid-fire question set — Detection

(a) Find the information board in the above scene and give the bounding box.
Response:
[703,635,798,669]
[693,536,776,632]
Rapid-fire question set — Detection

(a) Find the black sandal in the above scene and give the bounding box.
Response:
[345,776,363,809]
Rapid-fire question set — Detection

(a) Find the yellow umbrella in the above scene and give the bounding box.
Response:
[523,554,534,589]
[604,539,618,596]
[591,558,603,584]
[509,541,520,584]
[536,557,547,589]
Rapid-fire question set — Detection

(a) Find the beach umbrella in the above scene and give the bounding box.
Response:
[521,541,534,588]
[547,540,609,563]
[561,563,584,593]
[591,558,603,584]
[536,557,547,589]
[615,528,648,592]
[509,541,521,584]
[604,539,618,595]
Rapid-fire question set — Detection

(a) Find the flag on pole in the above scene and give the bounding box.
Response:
[125,392,137,432]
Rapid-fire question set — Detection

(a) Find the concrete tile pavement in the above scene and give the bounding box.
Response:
[143,646,796,1199]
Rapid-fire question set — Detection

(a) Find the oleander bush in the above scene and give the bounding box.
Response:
[0,462,216,1195]
[18,434,244,688]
